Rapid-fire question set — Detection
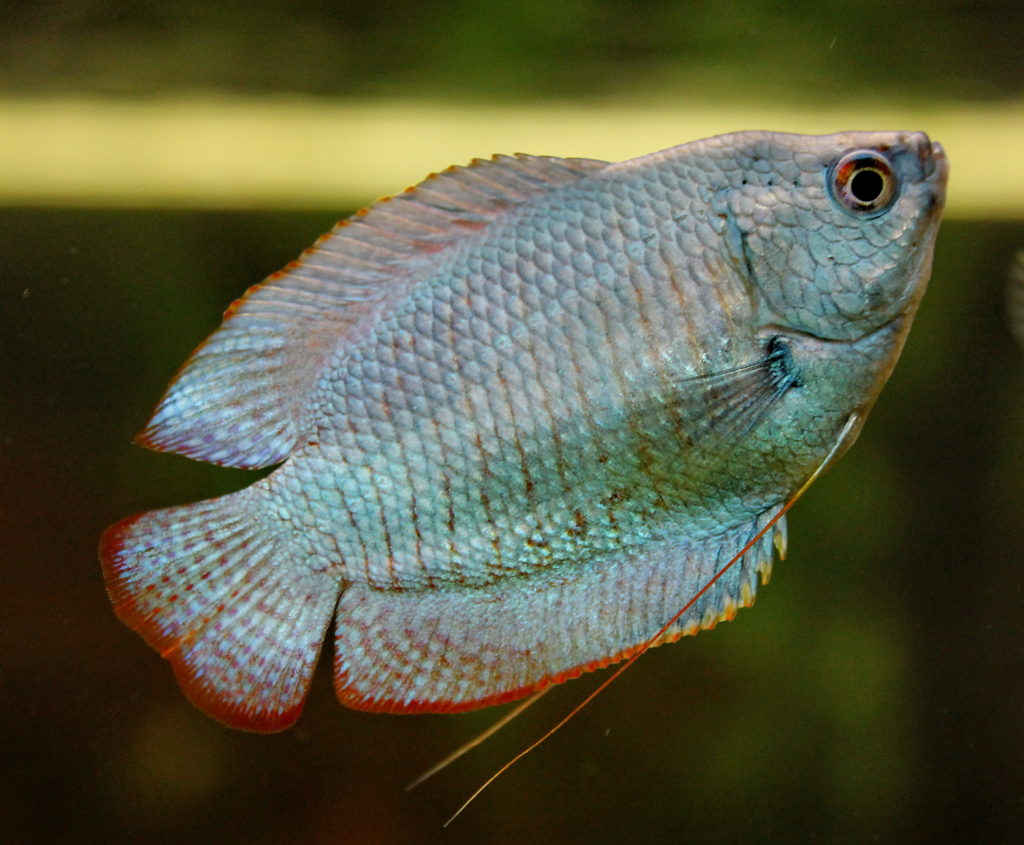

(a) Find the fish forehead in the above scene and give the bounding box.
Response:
[611,129,944,223]
[629,129,935,172]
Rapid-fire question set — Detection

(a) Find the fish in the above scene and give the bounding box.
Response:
[100,130,948,732]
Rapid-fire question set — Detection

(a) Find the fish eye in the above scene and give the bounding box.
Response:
[828,149,898,216]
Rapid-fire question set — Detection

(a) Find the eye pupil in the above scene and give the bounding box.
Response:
[849,168,884,204]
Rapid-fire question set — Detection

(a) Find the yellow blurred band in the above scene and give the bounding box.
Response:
[1,96,1019,217]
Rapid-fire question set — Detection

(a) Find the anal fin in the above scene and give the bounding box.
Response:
[333,511,782,714]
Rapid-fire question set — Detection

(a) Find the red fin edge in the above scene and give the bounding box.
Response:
[99,493,339,733]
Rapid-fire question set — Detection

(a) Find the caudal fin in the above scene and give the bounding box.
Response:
[100,489,341,731]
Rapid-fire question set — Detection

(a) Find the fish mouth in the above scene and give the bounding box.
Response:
[926,140,949,175]
[897,132,948,213]
[921,138,949,212]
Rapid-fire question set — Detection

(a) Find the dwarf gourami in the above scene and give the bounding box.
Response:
[100,130,948,732]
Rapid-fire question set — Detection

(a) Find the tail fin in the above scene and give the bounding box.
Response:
[99,488,340,732]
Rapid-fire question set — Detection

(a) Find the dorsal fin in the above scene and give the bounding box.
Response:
[138,153,609,469]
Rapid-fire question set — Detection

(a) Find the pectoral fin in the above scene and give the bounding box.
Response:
[668,336,803,442]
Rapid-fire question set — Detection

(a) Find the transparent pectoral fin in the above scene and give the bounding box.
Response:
[633,337,802,444]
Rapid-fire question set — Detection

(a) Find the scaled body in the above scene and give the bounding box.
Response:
[101,131,948,730]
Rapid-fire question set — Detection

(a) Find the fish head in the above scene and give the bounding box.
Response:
[713,130,948,341]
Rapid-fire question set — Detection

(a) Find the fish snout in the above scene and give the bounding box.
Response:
[896,132,948,209]
[923,140,949,212]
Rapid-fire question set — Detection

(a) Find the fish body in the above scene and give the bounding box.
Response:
[101,131,947,730]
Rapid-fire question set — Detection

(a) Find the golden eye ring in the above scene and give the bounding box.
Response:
[829,149,898,216]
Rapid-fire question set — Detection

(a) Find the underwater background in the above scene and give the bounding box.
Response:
[2,2,1023,842]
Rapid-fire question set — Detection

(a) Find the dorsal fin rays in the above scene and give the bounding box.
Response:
[139,153,609,469]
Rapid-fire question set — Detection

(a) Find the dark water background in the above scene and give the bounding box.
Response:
[3,2,1024,843]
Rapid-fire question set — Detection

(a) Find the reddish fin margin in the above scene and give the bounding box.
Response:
[333,514,781,714]
[100,490,341,732]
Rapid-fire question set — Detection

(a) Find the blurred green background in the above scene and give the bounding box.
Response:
[2,2,1023,844]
